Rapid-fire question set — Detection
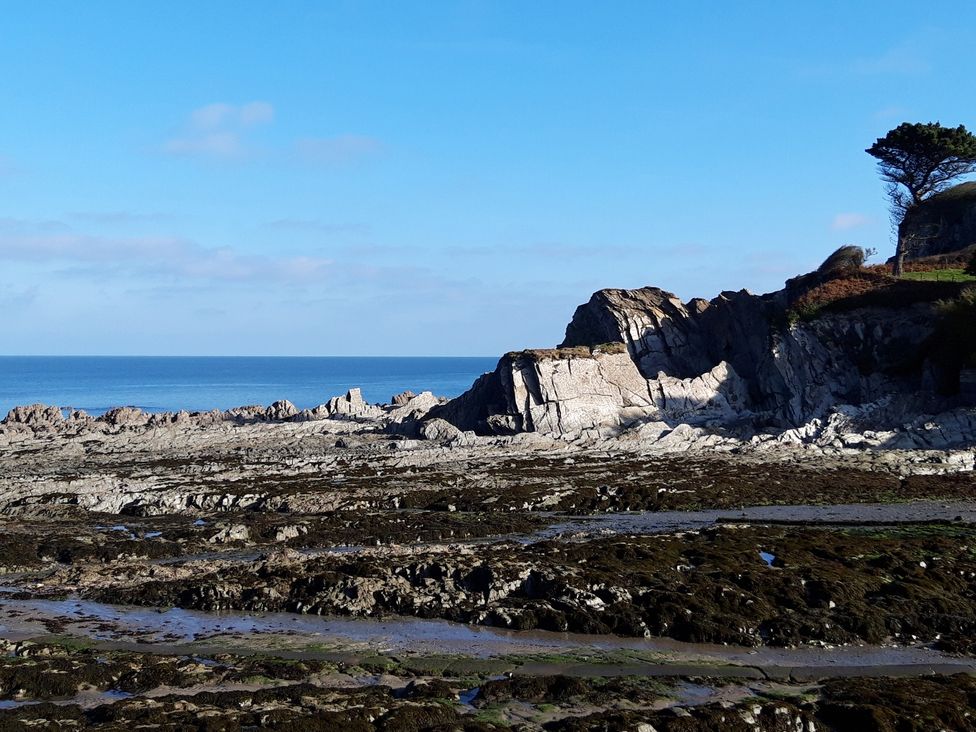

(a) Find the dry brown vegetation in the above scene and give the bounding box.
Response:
[507,342,629,361]
[789,271,894,321]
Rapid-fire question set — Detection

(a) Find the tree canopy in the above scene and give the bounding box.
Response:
[867,122,976,220]
[867,122,976,275]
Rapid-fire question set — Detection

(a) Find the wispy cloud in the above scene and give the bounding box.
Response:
[831,212,872,231]
[800,41,931,79]
[873,105,910,121]
[294,135,383,165]
[0,230,331,284]
[191,101,274,129]
[163,103,381,167]
[850,45,930,76]
[261,218,370,235]
[0,284,38,311]
[67,211,174,225]
[443,241,707,260]
[446,242,641,259]
[164,101,274,160]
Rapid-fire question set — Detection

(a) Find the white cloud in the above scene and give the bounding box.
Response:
[831,212,872,231]
[446,242,640,259]
[164,104,381,167]
[165,131,244,159]
[0,230,331,285]
[0,284,38,311]
[873,105,910,121]
[188,101,274,130]
[165,101,274,160]
[261,218,370,236]
[800,41,931,79]
[67,211,172,225]
[239,101,274,126]
[189,103,235,130]
[294,135,383,165]
[851,45,930,76]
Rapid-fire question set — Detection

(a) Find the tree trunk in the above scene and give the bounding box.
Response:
[892,235,905,277]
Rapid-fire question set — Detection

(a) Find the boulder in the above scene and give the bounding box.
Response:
[265,399,299,421]
[420,418,463,442]
[391,390,417,406]
[101,406,148,427]
[388,390,439,420]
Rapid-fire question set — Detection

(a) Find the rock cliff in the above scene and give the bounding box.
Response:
[900,181,976,261]
[432,279,970,440]
[429,342,752,437]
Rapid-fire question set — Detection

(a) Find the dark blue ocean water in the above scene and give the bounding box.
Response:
[0,357,497,417]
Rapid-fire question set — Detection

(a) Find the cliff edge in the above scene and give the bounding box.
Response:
[430,268,976,445]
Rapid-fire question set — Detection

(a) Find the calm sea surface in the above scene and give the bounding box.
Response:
[0,357,497,416]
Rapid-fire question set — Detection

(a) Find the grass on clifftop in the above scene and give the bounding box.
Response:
[787,265,974,323]
[900,268,976,282]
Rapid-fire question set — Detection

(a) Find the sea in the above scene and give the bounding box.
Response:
[0,356,498,417]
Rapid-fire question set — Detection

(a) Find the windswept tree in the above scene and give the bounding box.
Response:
[866,122,976,275]
[817,245,867,277]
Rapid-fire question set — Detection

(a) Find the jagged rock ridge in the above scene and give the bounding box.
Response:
[432,282,967,439]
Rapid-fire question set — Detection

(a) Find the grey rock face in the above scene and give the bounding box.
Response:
[429,347,751,437]
[559,287,941,426]
[561,287,712,378]
[900,182,976,260]
[433,281,958,438]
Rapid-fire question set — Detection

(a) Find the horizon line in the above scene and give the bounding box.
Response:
[0,354,499,359]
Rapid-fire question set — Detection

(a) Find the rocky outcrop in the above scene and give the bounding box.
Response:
[2,388,397,437]
[265,400,299,421]
[900,181,976,261]
[3,404,64,428]
[101,406,149,427]
[391,390,416,406]
[434,280,965,439]
[429,346,752,437]
[324,388,383,419]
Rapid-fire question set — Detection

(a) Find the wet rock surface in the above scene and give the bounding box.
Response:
[0,644,972,731]
[67,524,976,650]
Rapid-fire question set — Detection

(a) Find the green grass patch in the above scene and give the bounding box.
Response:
[901,268,976,282]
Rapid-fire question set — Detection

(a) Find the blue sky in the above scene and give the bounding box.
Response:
[2,1,975,355]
